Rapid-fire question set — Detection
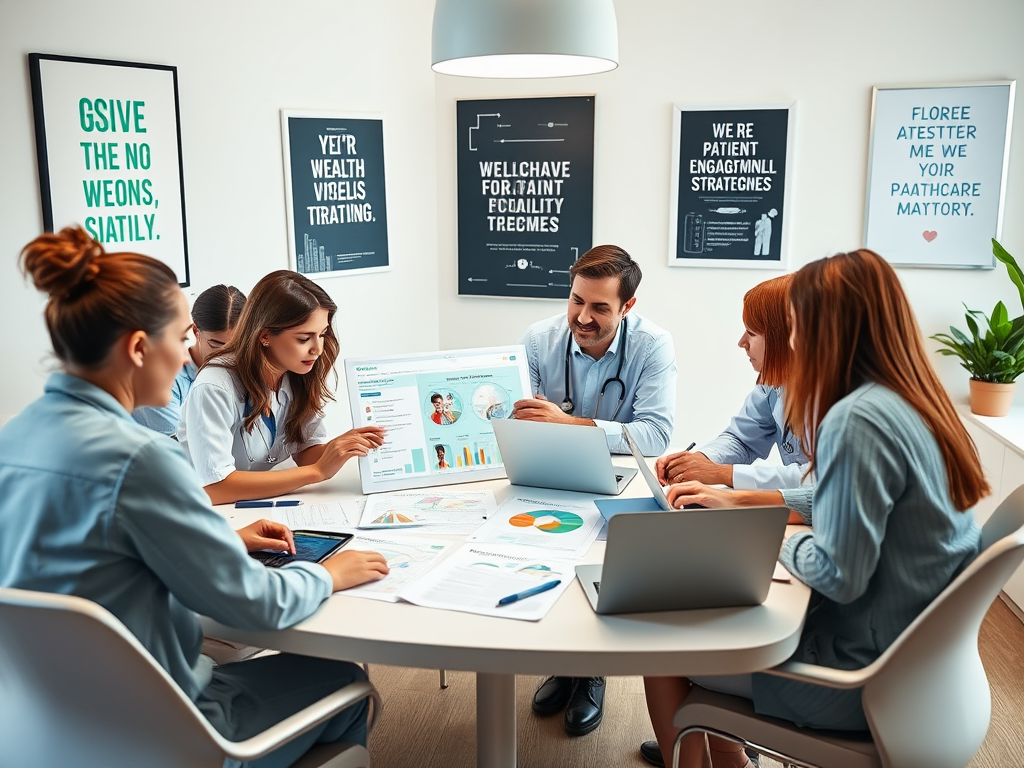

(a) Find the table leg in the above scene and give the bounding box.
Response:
[476,672,517,768]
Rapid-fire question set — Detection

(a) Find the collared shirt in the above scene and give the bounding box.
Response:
[698,385,810,490]
[0,372,333,703]
[519,312,676,455]
[132,358,199,436]
[755,383,981,730]
[178,361,328,487]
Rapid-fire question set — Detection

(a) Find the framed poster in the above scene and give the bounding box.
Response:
[29,53,190,285]
[456,95,595,299]
[669,102,793,269]
[281,110,390,277]
[864,81,1015,268]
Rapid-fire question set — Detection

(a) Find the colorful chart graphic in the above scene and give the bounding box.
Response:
[516,564,561,579]
[509,510,584,534]
[372,511,415,524]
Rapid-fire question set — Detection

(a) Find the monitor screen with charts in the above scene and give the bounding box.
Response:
[345,346,532,493]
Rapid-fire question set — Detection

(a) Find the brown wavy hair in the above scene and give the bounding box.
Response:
[785,249,988,511]
[20,226,180,367]
[207,270,339,446]
[742,274,793,388]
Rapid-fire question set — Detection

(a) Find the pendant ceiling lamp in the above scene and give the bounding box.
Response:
[431,0,619,78]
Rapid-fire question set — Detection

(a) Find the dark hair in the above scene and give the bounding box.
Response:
[192,284,246,333]
[20,226,180,368]
[785,249,988,511]
[742,274,793,388]
[435,445,445,453]
[430,393,443,403]
[568,244,642,304]
[208,270,339,446]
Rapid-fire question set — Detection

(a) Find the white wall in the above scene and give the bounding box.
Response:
[2,0,1023,449]
[0,0,441,433]
[434,0,1024,449]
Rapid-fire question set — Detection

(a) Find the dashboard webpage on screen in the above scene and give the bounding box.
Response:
[345,346,531,493]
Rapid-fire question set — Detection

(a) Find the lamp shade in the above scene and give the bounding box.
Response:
[431,0,619,78]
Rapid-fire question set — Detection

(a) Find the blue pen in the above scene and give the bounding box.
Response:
[495,579,561,607]
[235,500,304,509]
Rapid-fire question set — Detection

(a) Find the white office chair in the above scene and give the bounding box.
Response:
[669,498,1024,768]
[0,587,380,768]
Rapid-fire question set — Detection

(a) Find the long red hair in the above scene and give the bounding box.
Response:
[742,274,793,388]
[785,249,988,511]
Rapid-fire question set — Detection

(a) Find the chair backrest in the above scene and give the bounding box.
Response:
[0,587,229,768]
[981,484,1024,552]
[861,523,1024,768]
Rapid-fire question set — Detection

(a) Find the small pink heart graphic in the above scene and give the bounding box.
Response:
[923,230,938,243]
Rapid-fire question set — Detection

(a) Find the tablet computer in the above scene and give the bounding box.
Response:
[249,530,353,568]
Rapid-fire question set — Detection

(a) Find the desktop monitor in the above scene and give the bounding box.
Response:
[344,345,532,493]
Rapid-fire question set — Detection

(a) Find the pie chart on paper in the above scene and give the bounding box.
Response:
[509,510,584,534]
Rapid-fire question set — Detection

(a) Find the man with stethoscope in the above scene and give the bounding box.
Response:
[514,244,677,737]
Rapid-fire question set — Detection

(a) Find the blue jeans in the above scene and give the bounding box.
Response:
[196,653,369,768]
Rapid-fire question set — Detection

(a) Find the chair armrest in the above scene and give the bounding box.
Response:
[212,680,380,762]
[764,660,877,690]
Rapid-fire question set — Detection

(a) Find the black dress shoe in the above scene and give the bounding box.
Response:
[640,740,665,767]
[532,675,574,715]
[564,676,605,736]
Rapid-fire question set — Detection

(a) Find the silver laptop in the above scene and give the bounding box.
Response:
[491,418,637,495]
[623,425,672,510]
[576,505,790,614]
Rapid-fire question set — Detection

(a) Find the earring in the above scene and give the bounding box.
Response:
[262,340,269,347]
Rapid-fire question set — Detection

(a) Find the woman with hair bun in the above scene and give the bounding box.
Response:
[655,275,810,511]
[133,283,247,436]
[178,270,386,505]
[0,227,388,767]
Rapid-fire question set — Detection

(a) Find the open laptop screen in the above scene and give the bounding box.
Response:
[345,346,531,493]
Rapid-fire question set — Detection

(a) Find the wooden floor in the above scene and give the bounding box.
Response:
[366,597,1024,768]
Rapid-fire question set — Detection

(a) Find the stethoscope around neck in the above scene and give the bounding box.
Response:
[240,395,279,464]
[560,317,628,421]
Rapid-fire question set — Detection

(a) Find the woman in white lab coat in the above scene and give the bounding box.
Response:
[178,270,385,505]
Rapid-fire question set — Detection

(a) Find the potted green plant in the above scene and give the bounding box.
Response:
[930,240,1024,416]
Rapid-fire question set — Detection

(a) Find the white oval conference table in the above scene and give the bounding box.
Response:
[202,459,811,768]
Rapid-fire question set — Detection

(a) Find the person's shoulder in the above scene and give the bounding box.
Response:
[628,312,672,342]
[523,313,566,338]
[192,359,241,391]
[823,383,917,438]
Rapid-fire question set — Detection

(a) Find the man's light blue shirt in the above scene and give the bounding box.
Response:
[519,312,676,455]
[0,372,333,702]
[133,357,198,436]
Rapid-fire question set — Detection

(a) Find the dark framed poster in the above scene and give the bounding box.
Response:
[281,110,390,277]
[28,53,190,285]
[457,95,595,299]
[669,102,793,269]
[864,81,1014,269]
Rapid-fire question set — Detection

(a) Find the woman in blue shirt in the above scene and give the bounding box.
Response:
[133,283,246,436]
[643,250,987,768]
[0,227,389,768]
[178,270,386,505]
[656,274,810,498]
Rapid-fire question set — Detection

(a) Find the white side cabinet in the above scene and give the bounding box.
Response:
[962,407,1024,616]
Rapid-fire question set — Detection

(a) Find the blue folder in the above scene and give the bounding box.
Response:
[593,496,664,522]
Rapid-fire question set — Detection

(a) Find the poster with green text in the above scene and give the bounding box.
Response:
[29,54,190,285]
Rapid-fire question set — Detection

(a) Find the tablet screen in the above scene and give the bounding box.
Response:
[250,532,352,567]
[345,345,531,493]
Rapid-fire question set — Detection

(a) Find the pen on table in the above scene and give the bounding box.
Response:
[495,579,562,607]
[235,499,304,509]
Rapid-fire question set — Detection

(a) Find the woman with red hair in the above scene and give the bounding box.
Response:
[642,250,986,768]
[656,274,810,511]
